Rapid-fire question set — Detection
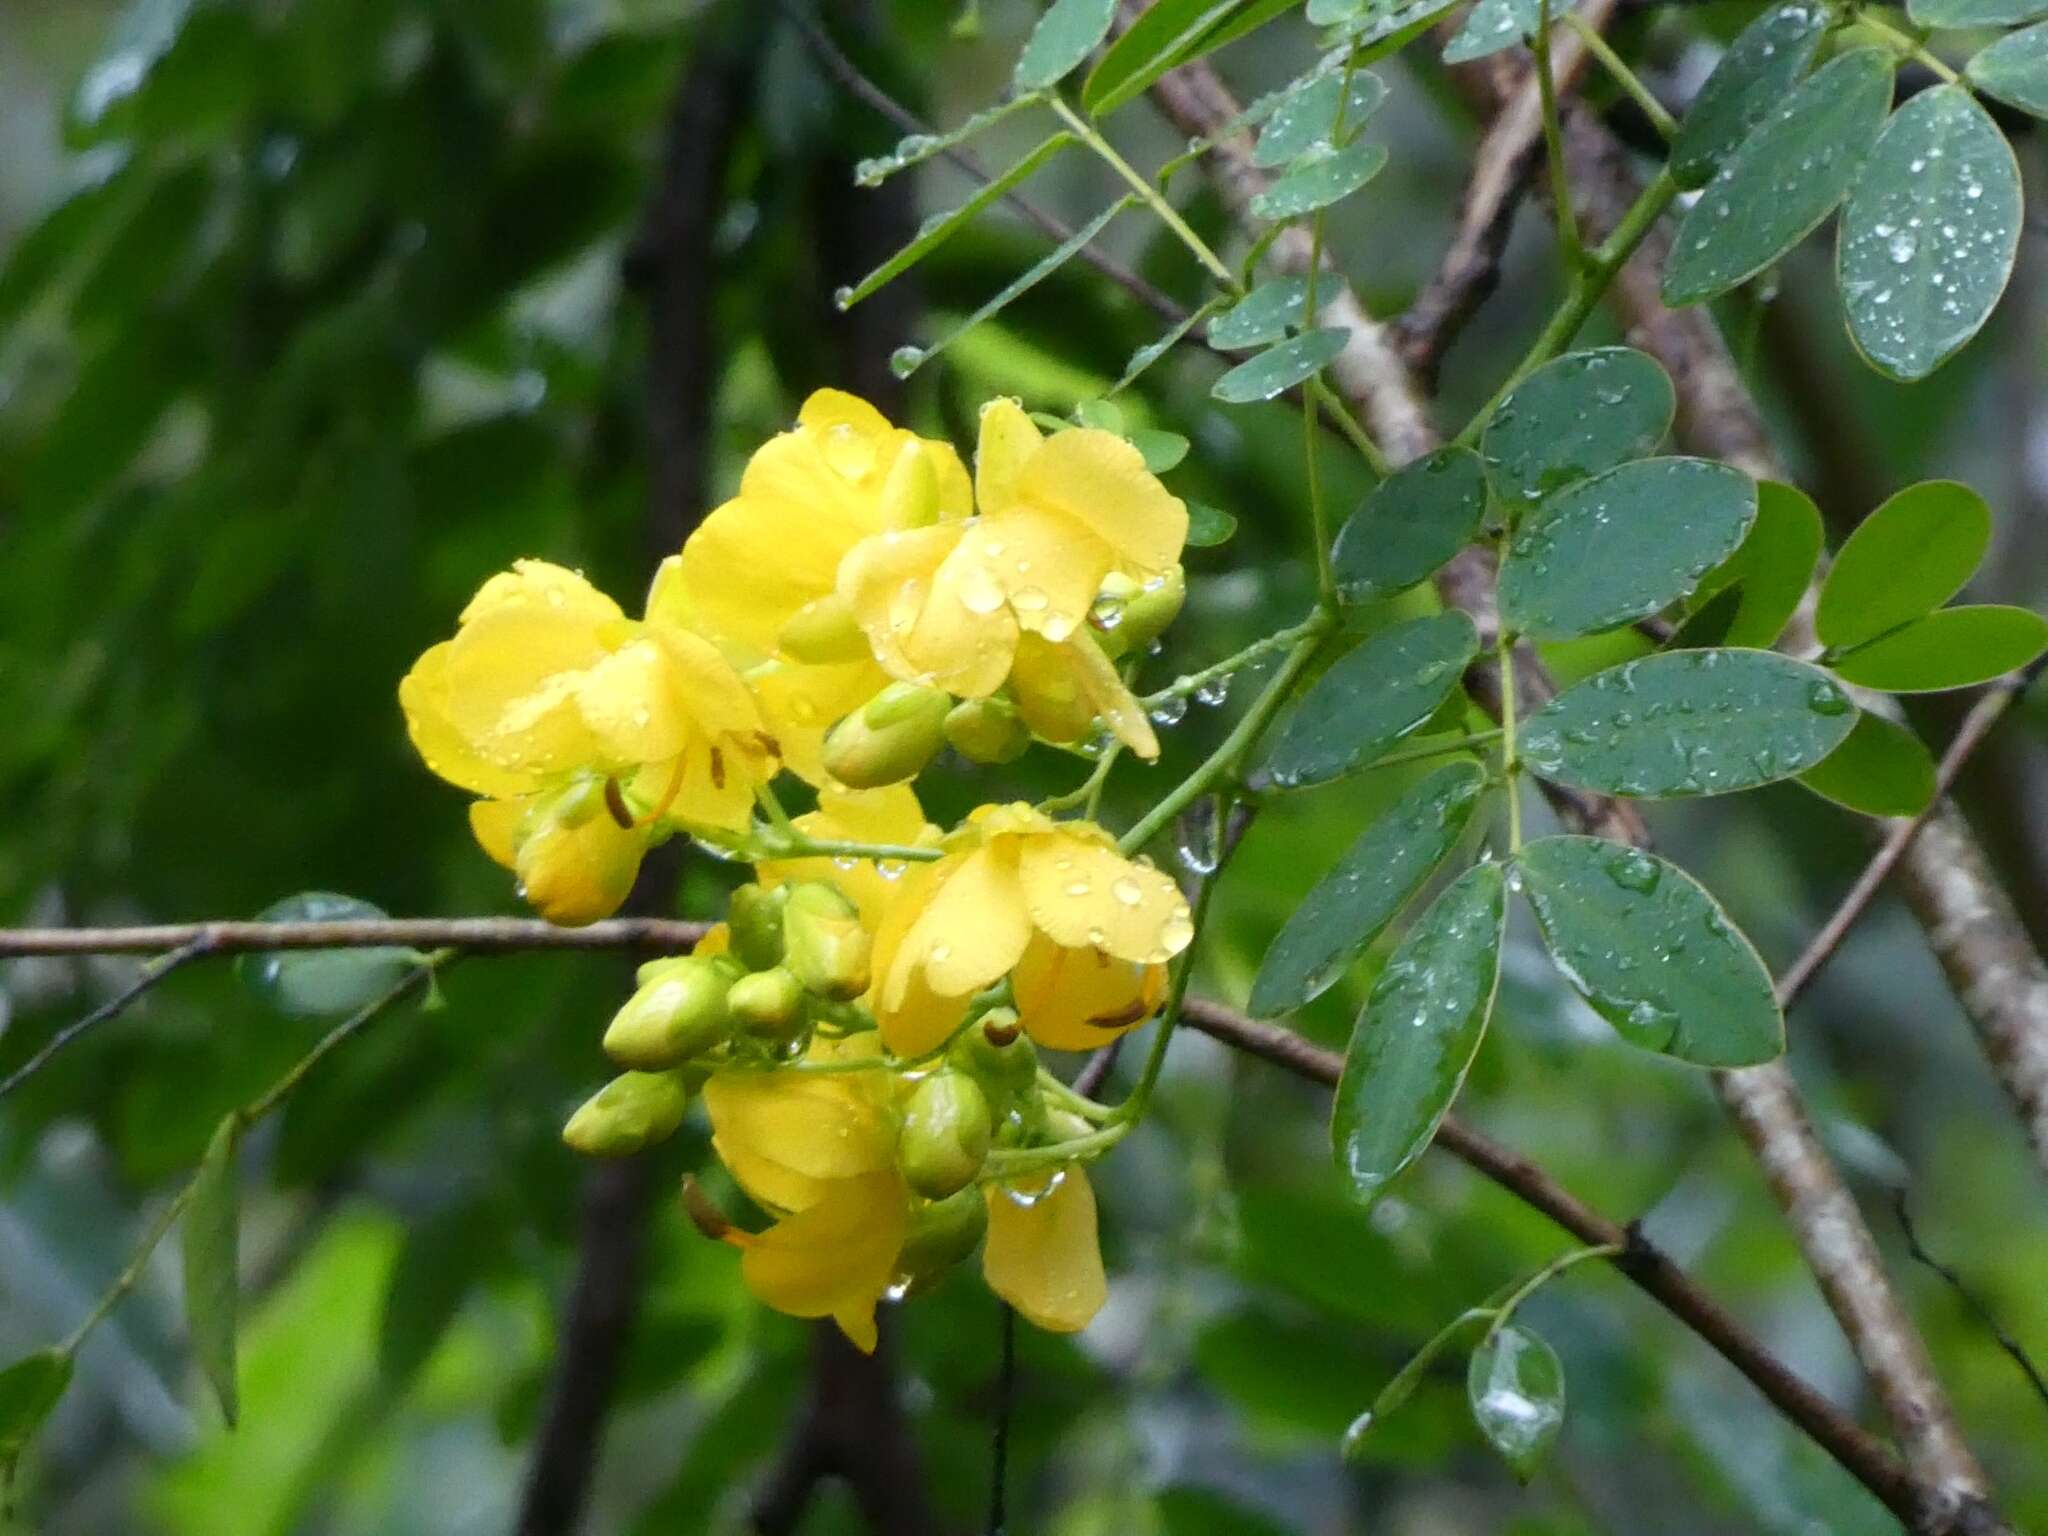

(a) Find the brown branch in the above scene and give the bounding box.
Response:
[1179,997,1922,1524]
[0,916,709,958]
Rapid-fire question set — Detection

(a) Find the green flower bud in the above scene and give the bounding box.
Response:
[949,1008,1037,1094]
[878,439,941,530]
[561,1070,691,1157]
[727,966,809,1038]
[821,682,950,789]
[728,882,790,971]
[943,695,1031,765]
[1043,1108,1095,1143]
[1094,565,1186,659]
[779,593,870,665]
[894,1187,988,1287]
[897,1071,994,1199]
[782,883,872,1001]
[603,956,732,1070]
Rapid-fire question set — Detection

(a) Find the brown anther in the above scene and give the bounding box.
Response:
[603,777,635,829]
[709,745,727,789]
[981,1017,1022,1048]
[1087,998,1151,1030]
[680,1175,734,1241]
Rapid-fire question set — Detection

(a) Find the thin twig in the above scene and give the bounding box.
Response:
[0,937,209,1102]
[1892,1190,2048,1418]
[989,1302,1016,1536]
[0,917,710,958]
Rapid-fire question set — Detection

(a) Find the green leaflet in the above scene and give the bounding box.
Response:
[1481,346,1675,507]
[1467,1325,1566,1481]
[1258,613,1479,790]
[1687,480,1824,649]
[1831,606,2048,691]
[1837,86,2020,381]
[1331,862,1506,1202]
[1968,23,2048,118]
[1332,446,1488,605]
[1209,276,1311,349]
[1249,142,1388,220]
[1212,327,1349,403]
[1671,2,1831,189]
[1013,0,1117,90]
[1248,761,1488,1017]
[1797,711,1937,817]
[1514,836,1783,1065]
[1816,480,1990,649]
[183,1114,242,1425]
[1253,70,1388,168]
[0,1350,73,1480]
[1498,458,1756,641]
[1443,0,1546,64]
[1911,0,2048,27]
[1664,50,1895,306]
[1519,650,1857,798]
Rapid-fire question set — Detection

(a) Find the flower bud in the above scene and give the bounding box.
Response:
[728,882,790,971]
[1094,566,1186,659]
[821,683,950,788]
[897,1071,994,1199]
[561,1070,691,1157]
[727,966,809,1038]
[603,956,732,1070]
[943,695,1030,765]
[782,882,872,1001]
[779,593,871,665]
[1043,1108,1095,1143]
[894,1187,988,1287]
[878,439,941,530]
[516,794,648,927]
[949,1008,1037,1094]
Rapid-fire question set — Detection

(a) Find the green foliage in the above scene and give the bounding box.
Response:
[1253,70,1387,167]
[1248,142,1389,220]
[1966,22,2048,116]
[1014,0,1118,90]
[1798,711,1939,816]
[1212,328,1349,401]
[1816,480,1991,649]
[1209,277,1312,348]
[1480,347,1675,507]
[1467,1324,1566,1481]
[183,1115,243,1426]
[1830,605,2048,691]
[1331,863,1506,1202]
[1332,446,1489,604]
[0,1351,72,1485]
[1688,481,1825,650]
[1671,2,1831,189]
[1911,0,2048,26]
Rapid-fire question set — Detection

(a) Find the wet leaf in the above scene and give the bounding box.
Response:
[1911,0,2048,26]
[1467,1325,1566,1481]
[1514,836,1783,1064]
[1332,446,1489,604]
[1831,606,2048,692]
[1520,650,1858,798]
[1343,1306,1493,1457]
[1837,86,2020,381]
[1249,141,1388,220]
[1209,276,1309,349]
[1443,0,1546,64]
[1967,23,2048,118]
[237,892,417,1017]
[1797,711,1937,816]
[1481,346,1675,506]
[1187,502,1238,546]
[1816,480,1990,651]
[1130,429,1189,472]
[1331,863,1506,1202]
[1014,0,1117,90]
[1258,613,1479,790]
[1083,0,1237,115]
[183,1114,242,1426]
[1672,2,1832,189]
[1249,762,1488,1017]
[0,1350,72,1479]
[1689,481,1824,649]
[1664,50,1895,306]
[1212,327,1349,403]
[1254,69,1388,167]
[1498,459,1756,641]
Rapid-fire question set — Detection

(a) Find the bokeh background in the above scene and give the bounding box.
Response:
[2,2,2045,1533]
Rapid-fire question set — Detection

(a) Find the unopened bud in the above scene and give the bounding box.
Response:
[727,966,808,1038]
[516,790,648,927]
[822,683,950,788]
[1094,566,1186,659]
[1043,1108,1094,1143]
[898,1071,994,1199]
[779,593,870,665]
[603,956,732,1069]
[561,1070,690,1156]
[944,695,1030,765]
[950,1008,1036,1093]
[728,883,790,971]
[878,440,941,530]
[894,1187,988,1286]
[782,883,872,1000]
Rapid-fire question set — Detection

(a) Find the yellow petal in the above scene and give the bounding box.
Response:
[703,1069,899,1206]
[1017,832,1192,965]
[1008,633,1159,759]
[440,605,612,777]
[952,509,1109,646]
[399,642,540,798]
[467,797,528,869]
[889,843,1032,1001]
[975,397,1043,513]
[982,1166,1106,1334]
[459,559,624,630]
[1017,428,1187,576]
[758,785,936,930]
[730,1171,909,1353]
[869,862,971,1056]
[1011,932,1164,1052]
[573,638,690,765]
[839,525,1016,697]
[749,658,887,788]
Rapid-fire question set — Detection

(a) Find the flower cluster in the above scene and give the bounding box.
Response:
[400,392,1200,1343]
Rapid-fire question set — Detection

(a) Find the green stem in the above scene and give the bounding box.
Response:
[1566,13,1678,139]
[766,836,944,865]
[1534,0,1586,272]
[1857,9,1962,84]
[1140,615,1323,710]
[1308,378,1392,480]
[1368,729,1505,775]
[1040,744,1123,814]
[1498,631,1524,854]
[1038,1070,1116,1122]
[1482,1241,1625,1343]
[1050,96,1239,291]
[983,1121,1130,1180]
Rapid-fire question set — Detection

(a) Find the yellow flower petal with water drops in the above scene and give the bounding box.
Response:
[514,807,648,927]
[400,643,538,799]
[460,559,625,630]
[1016,427,1187,577]
[703,1067,900,1214]
[839,524,1016,698]
[1010,933,1165,1052]
[868,861,972,1057]
[728,1170,909,1354]
[757,785,937,930]
[467,796,528,868]
[1007,632,1159,760]
[888,842,1033,1001]
[951,507,1109,645]
[573,638,690,766]
[974,398,1043,513]
[982,1166,1107,1334]
[1017,833,1192,965]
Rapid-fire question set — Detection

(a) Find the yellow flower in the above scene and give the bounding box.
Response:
[400,560,778,920]
[673,390,971,783]
[754,784,939,931]
[837,400,1183,758]
[869,803,1192,1057]
[982,1167,1107,1334]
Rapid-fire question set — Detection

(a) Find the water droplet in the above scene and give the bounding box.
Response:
[1111,875,1145,906]
[890,345,926,379]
